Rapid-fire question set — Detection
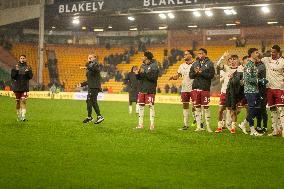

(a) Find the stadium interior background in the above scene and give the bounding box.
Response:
[0,0,284,96]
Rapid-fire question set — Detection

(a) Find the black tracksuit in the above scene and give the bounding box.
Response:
[256,62,268,129]
[136,60,159,94]
[81,60,102,117]
[124,71,140,103]
[189,57,215,91]
[11,62,33,92]
[225,70,244,110]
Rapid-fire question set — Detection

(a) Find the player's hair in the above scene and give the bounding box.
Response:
[242,55,248,61]
[199,48,207,55]
[272,45,281,53]
[231,55,239,59]
[185,50,195,58]
[144,51,154,60]
[248,48,258,57]
[131,66,138,72]
[20,54,26,58]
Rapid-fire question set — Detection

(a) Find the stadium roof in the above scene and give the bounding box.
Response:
[2,0,284,31]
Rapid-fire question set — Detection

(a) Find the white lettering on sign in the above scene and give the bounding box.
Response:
[59,5,64,13]
[58,1,104,13]
[143,0,197,7]
[71,4,77,12]
[86,3,91,11]
[159,0,166,6]
[78,3,85,11]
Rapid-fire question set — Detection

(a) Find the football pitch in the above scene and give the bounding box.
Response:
[0,96,284,188]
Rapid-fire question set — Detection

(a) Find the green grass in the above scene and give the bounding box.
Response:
[0,96,284,188]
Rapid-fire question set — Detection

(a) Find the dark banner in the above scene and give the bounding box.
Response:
[54,0,256,14]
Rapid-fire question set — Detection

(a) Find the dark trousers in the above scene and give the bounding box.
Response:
[245,93,261,127]
[87,88,101,117]
[256,96,268,129]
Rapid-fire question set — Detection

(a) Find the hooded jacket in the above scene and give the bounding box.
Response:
[136,60,159,94]
[11,62,33,92]
[189,57,215,91]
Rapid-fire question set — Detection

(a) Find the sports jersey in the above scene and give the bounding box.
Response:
[261,57,284,90]
[177,63,193,92]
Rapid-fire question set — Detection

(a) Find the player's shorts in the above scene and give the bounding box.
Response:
[181,92,192,103]
[14,92,28,100]
[238,98,248,107]
[191,89,210,107]
[267,88,284,107]
[137,93,155,105]
[219,93,226,106]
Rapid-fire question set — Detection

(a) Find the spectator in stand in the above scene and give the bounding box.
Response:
[164,84,170,94]
[129,46,135,56]
[162,57,169,70]
[0,80,4,90]
[157,86,161,93]
[170,84,177,94]
[115,71,123,82]
[178,85,182,94]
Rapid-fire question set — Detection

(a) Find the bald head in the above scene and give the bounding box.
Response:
[88,54,96,62]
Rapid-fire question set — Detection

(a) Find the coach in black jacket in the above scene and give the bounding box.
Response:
[80,54,104,124]
[189,48,215,132]
[11,54,33,121]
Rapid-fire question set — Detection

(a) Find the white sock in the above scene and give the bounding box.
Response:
[250,126,256,133]
[231,122,236,129]
[22,109,26,118]
[149,105,155,126]
[222,110,226,124]
[195,107,202,129]
[226,110,232,127]
[129,105,132,114]
[218,121,223,129]
[192,110,196,122]
[17,109,21,118]
[204,108,211,129]
[138,105,145,126]
[183,109,189,127]
[241,118,248,126]
[135,103,139,114]
[271,110,278,131]
[278,107,284,129]
[201,107,204,123]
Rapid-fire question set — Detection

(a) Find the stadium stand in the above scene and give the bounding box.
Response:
[8,43,248,93]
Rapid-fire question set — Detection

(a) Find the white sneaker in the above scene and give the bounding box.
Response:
[94,116,104,124]
[17,116,21,122]
[268,130,279,136]
[207,127,213,133]
[134,125,144,129]
[195,127,202,132]
[238,123,248,135]
[250,130,262,136]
